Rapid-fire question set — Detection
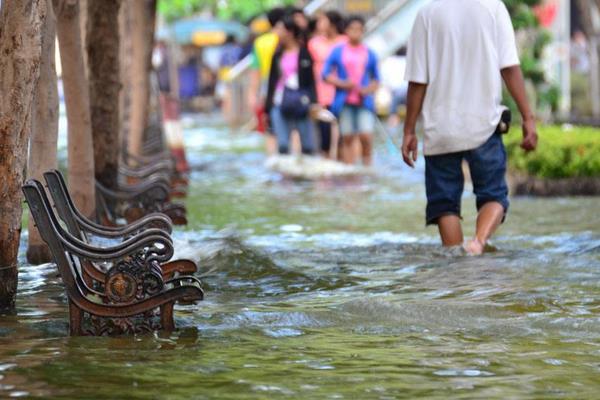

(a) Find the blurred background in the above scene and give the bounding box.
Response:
[149,0,599,126]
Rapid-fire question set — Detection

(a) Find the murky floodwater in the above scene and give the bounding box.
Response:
[2,116,600,399]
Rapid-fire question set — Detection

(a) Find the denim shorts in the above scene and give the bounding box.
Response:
[269,106,315,155]
[339,105,375,135]
[424,132,509,225]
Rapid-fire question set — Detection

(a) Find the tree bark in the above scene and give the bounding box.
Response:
[27,0,59,265]
[126,0,157,161]
[119,2,132,150]
[0,0,46,309]
[54,0,96,217]
[86,0,121,189]
[79,0,88,72]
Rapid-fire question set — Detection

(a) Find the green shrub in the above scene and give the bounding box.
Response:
[504,125,600,178]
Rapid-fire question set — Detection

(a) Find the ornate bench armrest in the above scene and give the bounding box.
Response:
[122,150,172,167]
[79,213,173,238]
[44,170,173,235]
[96,180,170,203]
[61,233,174,264]
[119,161,174,179]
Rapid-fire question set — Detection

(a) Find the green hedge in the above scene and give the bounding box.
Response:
[504,125,600,178]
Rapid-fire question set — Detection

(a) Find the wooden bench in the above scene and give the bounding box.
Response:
[95,177,188,226]
[43,170,197,286]
[121,122,189,189]
[119,161,188,197]
[101,114,189,226]
[23,179,204,336]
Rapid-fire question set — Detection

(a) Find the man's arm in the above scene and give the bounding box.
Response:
[402,82,427,167]
[247,46,261,111]
[322,50,354,90]
[325,75,354,90]
[501,65,537,151]
[247,68,261,111]
[359,80,379,96]
[360,53,380,96]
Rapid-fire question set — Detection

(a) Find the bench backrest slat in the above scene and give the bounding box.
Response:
[23,182,85,298]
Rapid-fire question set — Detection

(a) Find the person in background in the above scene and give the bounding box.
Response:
[219,35,242,72]
[239,31,257,61]
[402,0,537,255]
[323,16,380,166]
[153,41,189,173]
[571,30,590,74]
[288,6,311,43]
[248,7,286,154]
[265,15,317,155]
[383,46,408,127]
[307,17,318,39]
[217,35,242,115]
[308,11,346,158]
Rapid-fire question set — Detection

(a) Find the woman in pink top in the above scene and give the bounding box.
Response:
[265,15,317,155]
[308,11,346,158]
[323,16,380,166]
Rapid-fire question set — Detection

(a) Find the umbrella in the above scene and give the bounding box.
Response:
[158,18,249,47]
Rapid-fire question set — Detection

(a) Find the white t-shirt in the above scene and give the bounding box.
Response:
[405,0,520,156]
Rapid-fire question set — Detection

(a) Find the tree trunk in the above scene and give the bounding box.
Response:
[79,0,88,72]
[0,0,46,309]
[126,0,157,161]
[86,0,121,189]
[27,0,59,265]
[54,0,96,217]
[119,3,133,153]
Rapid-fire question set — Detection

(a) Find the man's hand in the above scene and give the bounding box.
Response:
[501,66,538,152]
[402,82,427,168]
[521,117,538,152]
[339,80,355,90]
[359,82,378,96]
[402,131,418,168]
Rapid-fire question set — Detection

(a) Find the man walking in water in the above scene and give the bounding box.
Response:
[402,0,538,255]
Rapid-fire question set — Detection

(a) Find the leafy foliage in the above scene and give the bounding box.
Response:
[504,126,600,178]
[503,0,560,114]
[158,0,296,23]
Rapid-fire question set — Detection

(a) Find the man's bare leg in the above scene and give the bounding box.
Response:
[353,135,362,164]
[266,134,278,155]
[291,130,301,155]
[342,136,357,164]
[358,133,373,166]
[437,215,463,246]
[464,202,504,255]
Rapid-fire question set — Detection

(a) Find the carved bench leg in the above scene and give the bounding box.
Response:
[160,302,175,331]
[69,301,84,336]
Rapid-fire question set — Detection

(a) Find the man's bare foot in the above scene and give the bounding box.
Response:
[464,238,485,256]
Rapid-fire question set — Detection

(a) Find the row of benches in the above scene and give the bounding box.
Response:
[96,132,189,227]
[24,169,204,336]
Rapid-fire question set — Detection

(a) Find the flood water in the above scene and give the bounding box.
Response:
[2,118,600,399]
